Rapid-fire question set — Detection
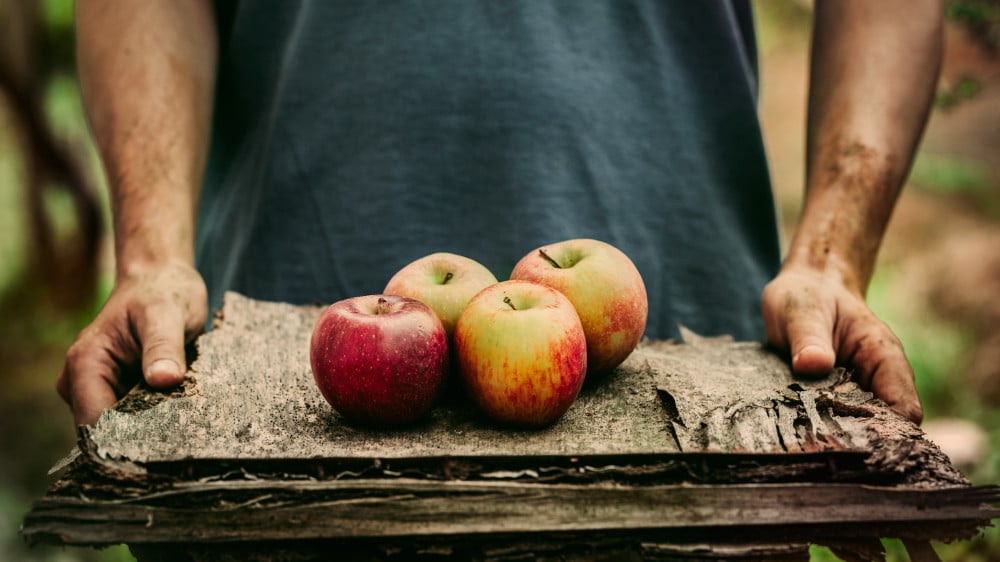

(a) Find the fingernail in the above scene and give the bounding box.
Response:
[147,359,180,381]
[794,345,823,364]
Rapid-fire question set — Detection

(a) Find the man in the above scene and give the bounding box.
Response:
[60,0,940,426]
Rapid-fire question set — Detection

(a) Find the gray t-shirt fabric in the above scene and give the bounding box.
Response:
[197,0,781,341]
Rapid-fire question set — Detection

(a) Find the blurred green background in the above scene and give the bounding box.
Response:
[1,1,997,560]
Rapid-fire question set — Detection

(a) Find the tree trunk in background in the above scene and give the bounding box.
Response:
[0,0,103,311]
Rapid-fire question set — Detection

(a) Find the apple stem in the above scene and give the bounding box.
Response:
[503,296,517,311]
[442,272,453,285]
[538,248,561,269]
[376,297,390,315]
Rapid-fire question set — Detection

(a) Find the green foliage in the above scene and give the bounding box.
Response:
[936,76,984,110]
[810,544,845,561]
[753,0,813,55]
[946,0,1000,52]
[0,126,27,292]
[909,152,999,218]
[43,0,74,30]
[882,538,911,562]
[809,540,919,562]
[910,153,991,196]
[947,0,1000,22]
[0,70,110,346]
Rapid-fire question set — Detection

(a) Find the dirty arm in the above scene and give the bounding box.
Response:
[58,0,216,425]
[763,0,943,423]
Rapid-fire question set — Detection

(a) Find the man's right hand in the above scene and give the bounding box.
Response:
[56,263,207,426]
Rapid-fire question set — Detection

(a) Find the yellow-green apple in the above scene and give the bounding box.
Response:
[384,252,498,337]
[510,239,647,375]
[310,295,448,427]
[454,280,587,427]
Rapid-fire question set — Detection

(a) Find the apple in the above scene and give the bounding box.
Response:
[384,252,498,337]
[510,238,647,375]
[310,294,448,427]
[454,280,587,427]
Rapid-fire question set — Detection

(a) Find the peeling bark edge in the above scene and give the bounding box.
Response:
[22,479,1000,547]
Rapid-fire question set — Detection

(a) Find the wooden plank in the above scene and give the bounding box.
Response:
[117,538,818,562]
[22,479,999,545]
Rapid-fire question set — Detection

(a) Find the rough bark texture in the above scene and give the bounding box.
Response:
[21,293,999,560]
[88,291,676,461]
[82,293,965,483]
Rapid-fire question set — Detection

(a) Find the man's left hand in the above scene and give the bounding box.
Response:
[762,265,923,424]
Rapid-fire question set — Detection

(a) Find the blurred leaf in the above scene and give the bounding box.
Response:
[955,77,982,98]
[809,544,845,561]
[882,538,910,562]
[42,0,74,32]
[0,128,27,292]
[752,0,813,55]
[909,153,991,196]
[936,76,984,111]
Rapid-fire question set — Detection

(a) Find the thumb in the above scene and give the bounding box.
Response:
[785,301,837,377]
[136,301,188,389]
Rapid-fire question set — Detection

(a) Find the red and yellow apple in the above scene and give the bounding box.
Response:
[454,280,587,427]
[310,295,448,427]
[510,238,647,375]
[384,252,498,337]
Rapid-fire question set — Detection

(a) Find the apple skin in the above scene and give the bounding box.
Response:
[310,294,448,427]
[454,280,587,427]
[383,253,498,338]
[510,238,647,375]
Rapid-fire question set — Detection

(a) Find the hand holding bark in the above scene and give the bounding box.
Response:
[762,266,921,423]
[57,263,207,426]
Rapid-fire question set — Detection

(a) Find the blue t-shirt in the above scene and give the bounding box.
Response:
[197,0,781,340]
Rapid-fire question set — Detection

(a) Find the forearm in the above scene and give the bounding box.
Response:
[75,0,217,278]
[786,0,943,295]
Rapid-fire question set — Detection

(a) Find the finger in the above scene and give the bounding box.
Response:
[783,295,837,377]
[761,282,789,348]
[841,320,922,424]
[71,374,120,426]
[134,300,187,389]
[65,342,124,426]
[56,365,70,404]
[871,357,922,424]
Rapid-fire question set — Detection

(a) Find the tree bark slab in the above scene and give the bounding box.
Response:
[21,293,999,560]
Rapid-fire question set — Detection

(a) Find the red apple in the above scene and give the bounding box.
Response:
[454,280,587,427]
[310,295,448,427]
[383,252,498,337]
[510,238,647,375]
